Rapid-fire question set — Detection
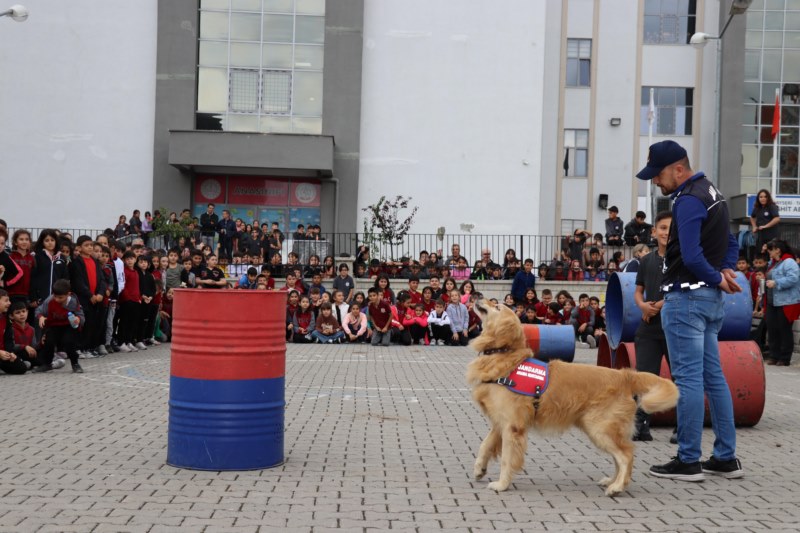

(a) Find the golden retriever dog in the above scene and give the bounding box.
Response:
[466,299,678,496]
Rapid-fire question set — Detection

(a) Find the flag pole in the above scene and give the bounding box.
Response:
[771,87,779,197]
[646,88,655,219]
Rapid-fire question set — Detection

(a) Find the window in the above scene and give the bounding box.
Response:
[197,0,326,134]
[561,219,587,237]
[640,87,694,135]
[643,0,696,45]
[566,39,591,87]
[564,129,589,177]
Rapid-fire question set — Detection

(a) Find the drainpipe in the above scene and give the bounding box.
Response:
[329,177,339,235]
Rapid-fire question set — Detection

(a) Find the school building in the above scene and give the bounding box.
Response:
[1,0,798,237]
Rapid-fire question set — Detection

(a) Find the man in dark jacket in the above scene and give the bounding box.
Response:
[217,209,237,262]
[605,206,624,246]
[69,236,107,356]
[199,203,219,250]
[624,211,653,246]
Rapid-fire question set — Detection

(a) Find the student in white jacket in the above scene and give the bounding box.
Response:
[427,299,452,346]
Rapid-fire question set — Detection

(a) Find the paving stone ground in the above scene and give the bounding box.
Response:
[0,342,798,532]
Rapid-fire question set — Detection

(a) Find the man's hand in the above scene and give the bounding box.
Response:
[719,269,742,294]
[24,346,37,358]
[0,350,16,362]
[578,323,587,333]
[38,316,46,328]
[639,301,660,323]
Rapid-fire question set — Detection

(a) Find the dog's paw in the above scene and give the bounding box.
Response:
[487,481,509,492]
[604,484,625,497]
[597,476,613,488]
[473,464,487,480]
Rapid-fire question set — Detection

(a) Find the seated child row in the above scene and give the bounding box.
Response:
[286,286,481,346]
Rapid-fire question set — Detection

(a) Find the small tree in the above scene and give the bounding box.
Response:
[152,207,190,248]
[361,195,418,260]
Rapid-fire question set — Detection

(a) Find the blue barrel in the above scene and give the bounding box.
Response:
[605,273,639,349]
[167,289,286,471]
[522,324,576,362]
[605,271,753,348]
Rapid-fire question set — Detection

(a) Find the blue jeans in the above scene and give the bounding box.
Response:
[311,330,344,343]
[662,287,737,463]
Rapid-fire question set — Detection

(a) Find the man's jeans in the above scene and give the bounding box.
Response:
[662,287,737,463]
[201,235,215,250]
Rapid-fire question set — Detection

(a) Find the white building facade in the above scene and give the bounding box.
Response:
[5,0,787,251]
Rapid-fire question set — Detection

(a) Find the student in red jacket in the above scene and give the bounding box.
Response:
[402,302,429,345]
[117,251,141,353]
[0,290,28,375]
[8,230,36,320]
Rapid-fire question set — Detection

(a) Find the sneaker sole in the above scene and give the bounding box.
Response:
[702,468,744,479]
[648,471,706,482]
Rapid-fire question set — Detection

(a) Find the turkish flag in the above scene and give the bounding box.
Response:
[772,92,781,140]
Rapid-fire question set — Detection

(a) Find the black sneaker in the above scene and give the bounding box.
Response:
[649,457,705,482]
[701,456,744,479]
[670,428,678,444]
[72,363,84,374]
[31,364,53,373]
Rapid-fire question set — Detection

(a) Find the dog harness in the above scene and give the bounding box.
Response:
[484,357,550,405]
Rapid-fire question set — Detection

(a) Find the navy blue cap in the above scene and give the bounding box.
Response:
[636,140,688,180]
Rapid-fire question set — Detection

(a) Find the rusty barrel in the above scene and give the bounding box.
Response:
[522,324,575,362]
[167,289,286,470]
[596,332,615,368]
[605,272,752,349]
[614,341,765,427]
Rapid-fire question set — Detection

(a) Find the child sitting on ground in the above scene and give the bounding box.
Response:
[402,303,429,345]
[311,302,345,344]
[427,299,451,346]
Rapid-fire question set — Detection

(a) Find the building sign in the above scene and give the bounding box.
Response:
[290,181,321,207]
[194,175,225,203]
[746,194,800,220]
[227,177,289,206]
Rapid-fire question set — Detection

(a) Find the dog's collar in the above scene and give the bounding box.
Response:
[480,347,511,356]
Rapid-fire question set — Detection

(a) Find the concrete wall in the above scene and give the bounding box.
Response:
[152,0,198,213]
[0,0,157,230]
[358,0,546,236]
[322,0,364,234]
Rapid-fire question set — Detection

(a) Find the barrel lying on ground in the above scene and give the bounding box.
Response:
[614,340,765,427]
[522,324,576,362]
[167,289,286,470]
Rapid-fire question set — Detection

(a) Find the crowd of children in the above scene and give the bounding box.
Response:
[0,218,627,373]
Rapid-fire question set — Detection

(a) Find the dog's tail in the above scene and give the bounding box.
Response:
[627,371,679,414]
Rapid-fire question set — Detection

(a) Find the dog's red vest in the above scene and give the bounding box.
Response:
[502,358,549,397]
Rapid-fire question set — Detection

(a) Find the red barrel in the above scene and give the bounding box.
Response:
[596,333,613,368]
[522,324,575,362]
[167,289,287,470]
[614,341,765,427]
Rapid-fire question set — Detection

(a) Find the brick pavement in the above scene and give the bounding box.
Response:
[0,343,798,532]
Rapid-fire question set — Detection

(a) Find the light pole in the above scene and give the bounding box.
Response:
[0,4,28,22]
[689,0,751,190]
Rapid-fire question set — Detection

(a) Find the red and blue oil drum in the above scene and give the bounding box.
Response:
[522,324,575,362]
[614,340,765,427]
[167,289,286,470]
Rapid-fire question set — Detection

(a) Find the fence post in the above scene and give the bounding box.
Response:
[519,235,524,262]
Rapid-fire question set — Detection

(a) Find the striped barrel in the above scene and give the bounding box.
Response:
[595,332,615,368]
[522,324,575,362]
[614,340,765,427]
[606,271,753,348]
[167,289,286,470]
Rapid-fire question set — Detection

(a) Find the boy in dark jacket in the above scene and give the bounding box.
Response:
[32,279,86,373]
[68,236,107,357]
[511,258,536,304]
